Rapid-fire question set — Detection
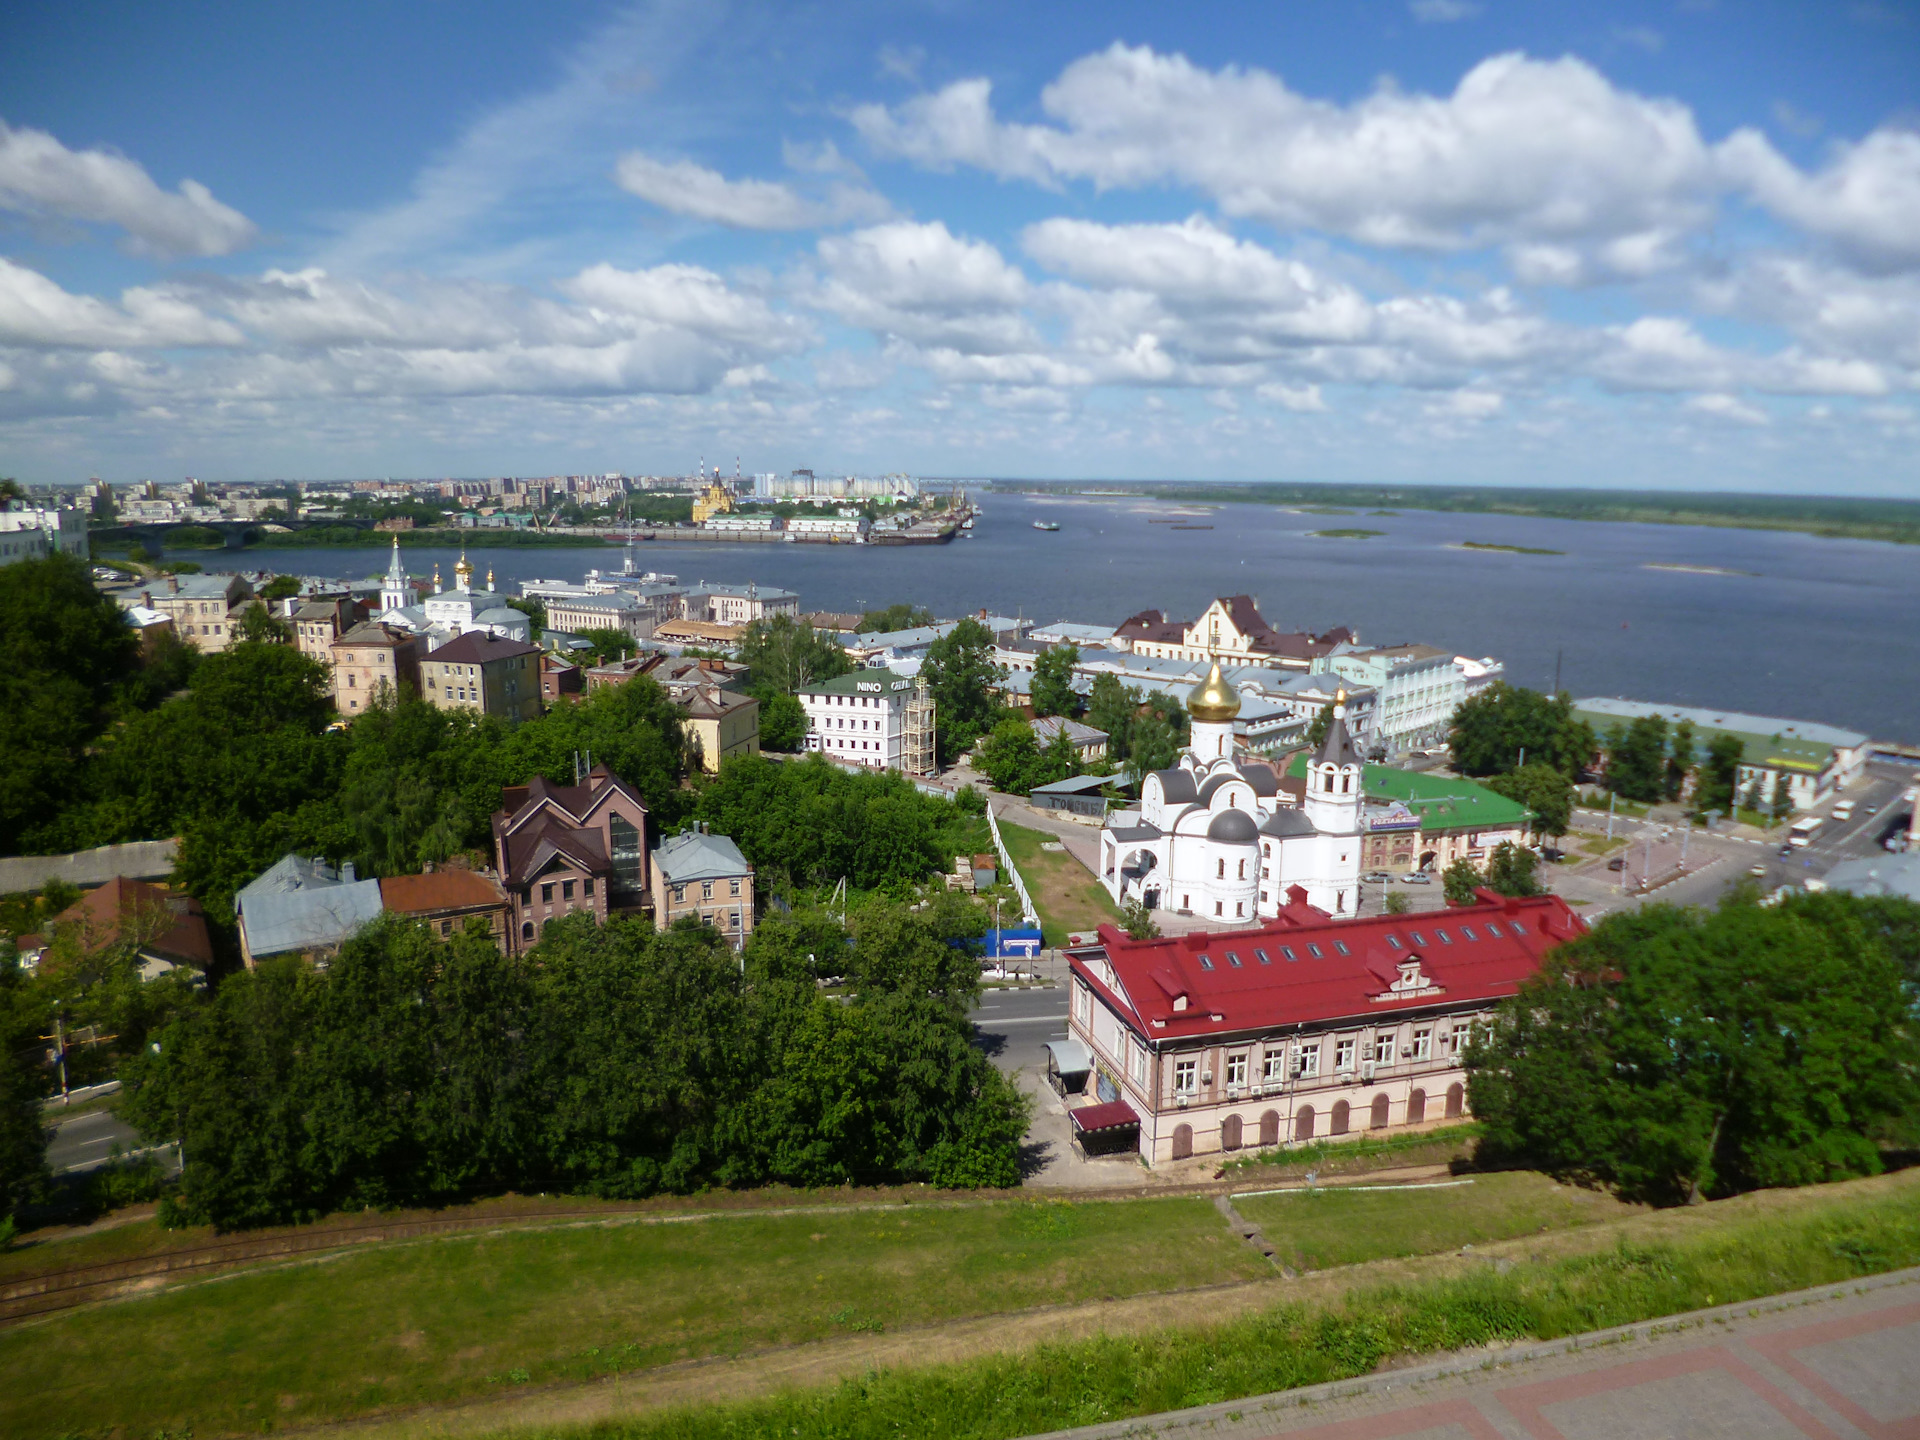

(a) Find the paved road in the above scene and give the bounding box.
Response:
[44,1105,152,1175]
[1020,1265,1920,1440]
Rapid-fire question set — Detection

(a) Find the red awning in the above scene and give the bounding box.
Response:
[1069,1100,1140,1134]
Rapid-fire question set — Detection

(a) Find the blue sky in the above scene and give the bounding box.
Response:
[1,0,1917,492]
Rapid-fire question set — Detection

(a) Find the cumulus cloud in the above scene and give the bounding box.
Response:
[855,48,1718,266]
[614,152,889,229]
[1685,393,1769,424]
[811,220,1037,354]
[0,120,256,256]
[1410,0,1482,21]
[0,258,243,348]
[1719,126,1920,273]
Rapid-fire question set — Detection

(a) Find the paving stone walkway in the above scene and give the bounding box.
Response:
[1022,1266,1920,1440]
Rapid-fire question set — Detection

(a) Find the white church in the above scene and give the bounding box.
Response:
[1099,657,1365,922]
[374,538,531,651]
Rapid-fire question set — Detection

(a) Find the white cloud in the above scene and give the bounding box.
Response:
[1428,388,1504,418]
[0,258,243,348]
[1257,381,1327,411]
[613,153,888,230]
[1410,0,1481,21]
[811,221,1037,354]
[1685,393,1769,424]
[855,48,1718,264]
[0,120,256,257]
[1719,126,1920,273]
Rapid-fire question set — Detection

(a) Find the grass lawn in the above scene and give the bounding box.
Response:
[998,821,1124,947]
[1236,1170,1643,1271]
[0,1195,1265,1437]
[1574,833,1629,858]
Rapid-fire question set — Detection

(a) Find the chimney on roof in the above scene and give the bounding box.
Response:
[167,575,179,594]
[342,860,356,883]
[142,589,153,607]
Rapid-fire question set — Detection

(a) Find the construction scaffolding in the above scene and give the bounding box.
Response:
[900,679,936,777]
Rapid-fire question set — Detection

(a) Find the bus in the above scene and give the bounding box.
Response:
[1788,815,1824,848]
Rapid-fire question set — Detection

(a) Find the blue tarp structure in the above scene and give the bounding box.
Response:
[982,927,1044,958]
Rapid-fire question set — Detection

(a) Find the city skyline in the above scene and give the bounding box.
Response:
[2,0,1917,494]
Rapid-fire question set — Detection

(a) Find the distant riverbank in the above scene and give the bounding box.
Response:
[980,480,1920,547]
[249,526,612,549]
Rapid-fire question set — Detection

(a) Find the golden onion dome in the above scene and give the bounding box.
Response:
[1187,655,1241,723]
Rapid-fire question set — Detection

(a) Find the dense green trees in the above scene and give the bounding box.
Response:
[1484,764,1573,844]
[126,900,1026,1228]
[922,616,1005,763]
[1,554,142,849]
[1447,684,1595,778]
[975,718,1080,796]
[1084,674,1139,759]
[1603,715,1670,802]
[689,753,980,894]
[1468,894,1920,1204]
[0,954,47,1221]
[857,604,935,633]
[736,614,851,694]
[1028,644,1080,718]
[757,691,807,751]
[1694,733,1747,818]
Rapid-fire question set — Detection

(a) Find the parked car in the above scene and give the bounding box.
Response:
[1606,857,1628,871]
[1363,871,1391,884]
[1402,872,1431,885]
[1778,844,1796,858]
[1748,862,1767,877]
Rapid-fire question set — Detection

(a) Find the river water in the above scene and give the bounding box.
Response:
[209,490,1920,742]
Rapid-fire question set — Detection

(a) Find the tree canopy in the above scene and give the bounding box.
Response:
[1028,644,1080,718]
[1604,715,1670,802]
[856,604,935,633]
[922,616,1005,763]
[1084,674,1140,761]
[736,614,851,694]
[1467,893,1920,1204]
[126,900,1027,1229]
[1447,684,1595,779]
[1484,763,1573,841]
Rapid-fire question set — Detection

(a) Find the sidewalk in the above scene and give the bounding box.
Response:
[1020,1265,1920,1440]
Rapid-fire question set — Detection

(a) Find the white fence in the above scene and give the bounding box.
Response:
[985,803,1039,927]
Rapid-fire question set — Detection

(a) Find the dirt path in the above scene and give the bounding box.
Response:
[287,1167,1920,1440]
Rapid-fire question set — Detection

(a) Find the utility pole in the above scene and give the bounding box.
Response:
[1553,648,1562,695]
[1606,790,1617,841]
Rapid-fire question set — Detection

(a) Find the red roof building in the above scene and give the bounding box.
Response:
[1064,885,1584,1167]
[49,877,214,981]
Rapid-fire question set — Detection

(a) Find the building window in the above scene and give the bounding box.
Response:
[1226,1054,1248,1089]
[1412,1028,1432,1061]
[1374,1034,1395,1065]
[672,884,685,903]
[1175,1059,1197,1094]
[583,878,594,897]
[1130,1042,1147,1084]
[729,877,741,896]
[1336,1038,1355,1071]
[521,921,534,941]
[562,880,575,901]
[541,883,554,903]
[1263,1051,1285,1084]
[1294,1044,1320,1078]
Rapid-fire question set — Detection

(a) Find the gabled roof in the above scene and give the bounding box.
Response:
[239,879,384,959]
[654,829,752,884]
[1069,889,1582,1039]
[502,816,609,886]
[1151,768,1198,804]
[52,877,213,968]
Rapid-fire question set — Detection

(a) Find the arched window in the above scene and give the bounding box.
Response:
[1446,1082,1465,1119]
[1341,773,1350,793]
[1237,858,1245,879]
[1294,1106,1316,1142]
[1331,1100,1350,1135]
[1408,1088,1428,1124]
[1259,1110,1280,1146]
[1217,858,1225,879]
[1221,1115,1243,1151]
[520,921,534,942]
[1172,1124,1193,1160]
[1370,1094,1390,1129]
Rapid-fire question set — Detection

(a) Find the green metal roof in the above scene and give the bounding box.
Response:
[1285,755,1535,833]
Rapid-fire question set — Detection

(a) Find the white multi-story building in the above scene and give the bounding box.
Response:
[679,581,799,626]
[0,505,90,564]
[798,671,924,770]
[1313,644,1466,756]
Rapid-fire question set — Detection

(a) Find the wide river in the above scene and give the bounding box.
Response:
[216,490,1920,743]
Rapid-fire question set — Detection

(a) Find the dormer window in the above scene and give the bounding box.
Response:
[1386,934,1403,949]
[1226,951,1242,967]
[1485,922,1504,938]
[1172,994,1189,1012]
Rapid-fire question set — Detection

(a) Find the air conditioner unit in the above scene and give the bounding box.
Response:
[1176,1094,1189,1108]
[1361,1061,1375,1080]
[1201,1070,1214,1084]
[1226,1085,1240,1097]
